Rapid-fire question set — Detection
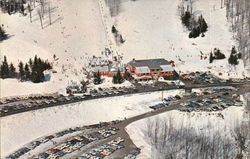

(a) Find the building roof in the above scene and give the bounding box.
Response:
[135,67,151,74]
[128,58,169,69]
[160,65,174,72]
[92,66,109,73]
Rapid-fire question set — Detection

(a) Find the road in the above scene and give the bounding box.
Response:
[1,81,249,118]
[3,82,249,158]
[70,83,250,158]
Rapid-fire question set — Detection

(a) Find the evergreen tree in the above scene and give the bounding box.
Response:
[238,53,242,59]
[18,61,25,79]
[0,64,3,78]
[231,46,237,54]
[112,25,117,34]
[0,56,9,78]
[9,63,16,78]
[228,46,239,65]
[113,69,124,84]
[94,71,101,84]
[28,58,33,67]
[181,11,191,28]
[0,26,8,41]
[189,27,200,38]
[214,48,225,59]
[31,55,45,83]
[24,63,30,80]
[124,69,132,80]
[198,15,208,33]
[209,52,214,63]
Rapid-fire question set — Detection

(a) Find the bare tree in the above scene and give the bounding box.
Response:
[48,2,52,25]
[37,9,43,29]
[28,4,32,23]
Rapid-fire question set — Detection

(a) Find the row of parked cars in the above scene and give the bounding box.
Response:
[149,93,199,110]
[35,127,119,159]
[181,72,227,84]
[179,95,243,112]
[149,86,237,110]
[0,87,140,116]
[6,121,121,159]
[88,86,139,97]
[125,148,141,159]
[0,94,63,116]
[0,94,59,105]
[78,137,125,159]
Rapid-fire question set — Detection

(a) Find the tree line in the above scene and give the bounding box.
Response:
[179,1,208,38]
[0,55,52,83]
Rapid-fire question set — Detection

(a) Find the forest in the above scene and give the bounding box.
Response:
[224,0,250,68]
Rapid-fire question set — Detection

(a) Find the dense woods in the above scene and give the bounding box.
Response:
[146,116,250,159]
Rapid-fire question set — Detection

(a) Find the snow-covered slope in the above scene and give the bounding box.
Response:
[1,0,107,97]
[115,0,246,78]
[1,0,248,97]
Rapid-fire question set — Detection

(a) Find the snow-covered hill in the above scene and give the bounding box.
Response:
[0,0,249,97]
[114,0,246,77]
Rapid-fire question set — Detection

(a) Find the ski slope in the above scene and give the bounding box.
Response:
[115,0,246,78]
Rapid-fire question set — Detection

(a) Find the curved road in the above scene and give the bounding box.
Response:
[71,82,250,158]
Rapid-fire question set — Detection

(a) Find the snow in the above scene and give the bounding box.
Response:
[0,0,249,98]
[0,89,184,158]
[126,100,248,158]
[115,0,247,78]
[88,76,134,91]
[158,77,185,86]
[0,0,107,97]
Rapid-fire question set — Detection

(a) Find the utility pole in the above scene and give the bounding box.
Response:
[161,87,164,102]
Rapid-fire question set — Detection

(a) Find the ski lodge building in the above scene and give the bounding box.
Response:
[127,58,175,80]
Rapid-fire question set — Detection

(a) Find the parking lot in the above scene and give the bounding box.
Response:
[77,137,125,159]
[4,82,249,159]
[5,120,123,159]
[149,86,243,112]
[1,76,248,117]
[0,86,140,117]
